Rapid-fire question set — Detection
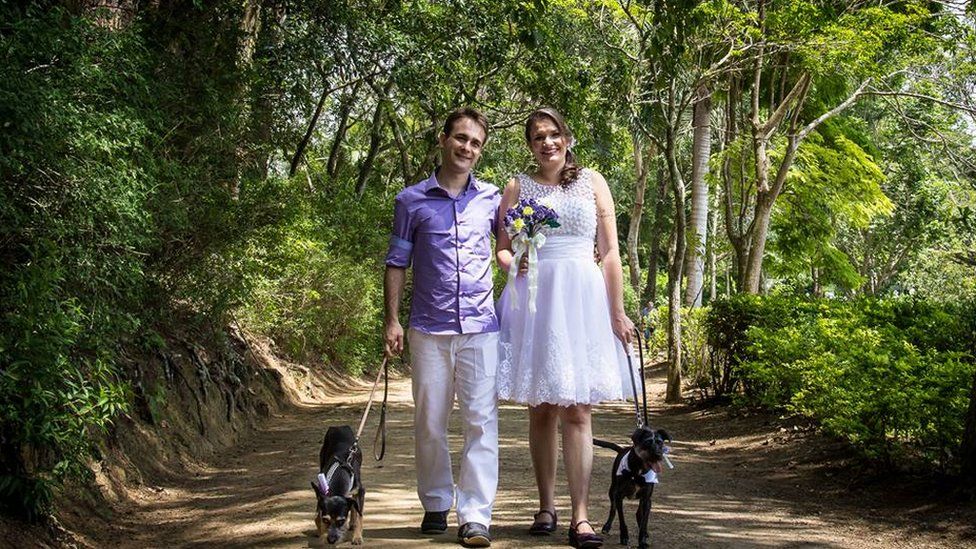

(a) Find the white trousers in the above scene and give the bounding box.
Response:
[408,328,499,527]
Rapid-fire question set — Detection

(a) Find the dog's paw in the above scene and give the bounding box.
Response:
[351,535,364,545]
[601,523,611,534]
[620,536,630,546]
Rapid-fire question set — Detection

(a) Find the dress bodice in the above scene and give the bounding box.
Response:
[516,168,596,241]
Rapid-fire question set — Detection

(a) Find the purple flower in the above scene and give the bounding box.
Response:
[505,198,561,238]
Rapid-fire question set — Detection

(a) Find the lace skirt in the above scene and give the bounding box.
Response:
[496,236,637,406]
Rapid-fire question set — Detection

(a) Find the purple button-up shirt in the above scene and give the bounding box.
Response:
[385,171,501,335]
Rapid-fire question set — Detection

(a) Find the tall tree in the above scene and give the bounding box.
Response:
[684,86,711,306]
[722,0,936,293]
[626,136,651,294]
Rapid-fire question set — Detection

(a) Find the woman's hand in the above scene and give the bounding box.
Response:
[612,313,635,346]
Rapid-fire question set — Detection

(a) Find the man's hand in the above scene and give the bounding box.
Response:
[385,319,404,356]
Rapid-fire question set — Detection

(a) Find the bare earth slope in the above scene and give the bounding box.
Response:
[55,365,976,548]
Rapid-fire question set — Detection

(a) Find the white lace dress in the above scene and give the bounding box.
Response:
[496,169,637,406]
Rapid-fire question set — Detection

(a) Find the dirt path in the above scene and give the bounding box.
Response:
[72,365,976,548]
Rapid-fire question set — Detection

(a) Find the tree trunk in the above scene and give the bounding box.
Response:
[725,261,731,297]
[245,1,286,182]
[708,205,717,303]
[355,82,391,196]
[811,265,822,297]
[627,135,650,295]
[684,88,711,307]
[742,195,773,294]
[367,79,412,185]
[327,85,359,180]
[290,77,332,177]
[720,75,747,292]
[231,0,263,199]
[643,165,669,305]
[664,127,686,404]
[742,137,800,294]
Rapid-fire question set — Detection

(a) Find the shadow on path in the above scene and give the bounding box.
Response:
[77,364,975,548]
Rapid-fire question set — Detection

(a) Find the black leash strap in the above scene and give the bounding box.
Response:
[372,356,388,462]
[635,330,649,426]
[624,328,649,428]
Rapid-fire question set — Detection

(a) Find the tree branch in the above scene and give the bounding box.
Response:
[863,89,976,116]
[797,78,872,140]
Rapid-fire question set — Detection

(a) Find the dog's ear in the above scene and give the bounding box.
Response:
[345,496,360,514]
[632,427,655,444]
[656,429,672,442]
[311,481,324,499]
[631,427,645,444]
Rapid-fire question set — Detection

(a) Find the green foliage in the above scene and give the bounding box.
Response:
[0,8,147,519]
[642,305,712,396]
[239,189,387,374]
[1,0,974,523]
[679,307,712,396]
[707,295,976,469]
[0,5,296,518]
[767,125,892,290]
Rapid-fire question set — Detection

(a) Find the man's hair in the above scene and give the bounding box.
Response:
[442,107,489,141]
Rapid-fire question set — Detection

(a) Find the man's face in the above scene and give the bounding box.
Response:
[439,117,486,174]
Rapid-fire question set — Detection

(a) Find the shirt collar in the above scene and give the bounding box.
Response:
[424,170,478,197]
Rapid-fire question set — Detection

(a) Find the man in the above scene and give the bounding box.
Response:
[384,107,500,548]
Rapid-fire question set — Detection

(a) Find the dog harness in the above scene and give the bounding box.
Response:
[616,450,659,484]
[318,458,355,496]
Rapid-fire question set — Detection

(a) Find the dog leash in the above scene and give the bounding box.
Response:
[624,329,649,428]
[636,329,648,426]
[352,355,389,463]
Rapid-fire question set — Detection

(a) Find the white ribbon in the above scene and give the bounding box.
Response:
[507,232,547,314]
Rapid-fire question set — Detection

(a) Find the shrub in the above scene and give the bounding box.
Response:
[707,295,976,470]
[640,305,712,397]
[0,11,146,518]
[241,228,383,374]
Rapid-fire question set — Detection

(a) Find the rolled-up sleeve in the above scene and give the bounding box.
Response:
[489,189,501,235]
[385,195,414,267]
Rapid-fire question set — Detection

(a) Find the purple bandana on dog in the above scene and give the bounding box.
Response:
[317,472,329,495]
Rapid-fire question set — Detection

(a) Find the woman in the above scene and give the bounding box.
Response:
[496,108,636,549]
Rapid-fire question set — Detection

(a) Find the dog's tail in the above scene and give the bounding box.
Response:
[592,438,625,453]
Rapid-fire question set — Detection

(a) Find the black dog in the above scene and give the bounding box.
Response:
[594,426,671,549]
[311,425,365,545]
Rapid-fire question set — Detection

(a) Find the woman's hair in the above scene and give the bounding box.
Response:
[524,107,579,186]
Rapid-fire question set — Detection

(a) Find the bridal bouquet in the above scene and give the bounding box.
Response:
[504,198,559,313]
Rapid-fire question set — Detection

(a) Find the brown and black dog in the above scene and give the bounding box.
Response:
[594,426,672,549]
[311,425,365,545]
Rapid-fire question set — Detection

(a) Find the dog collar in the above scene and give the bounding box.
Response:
[617,450,659,484]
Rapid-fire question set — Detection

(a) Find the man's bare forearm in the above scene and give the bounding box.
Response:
[384,266,407,323]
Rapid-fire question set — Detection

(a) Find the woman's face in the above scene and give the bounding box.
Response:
[528,117,567,169]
